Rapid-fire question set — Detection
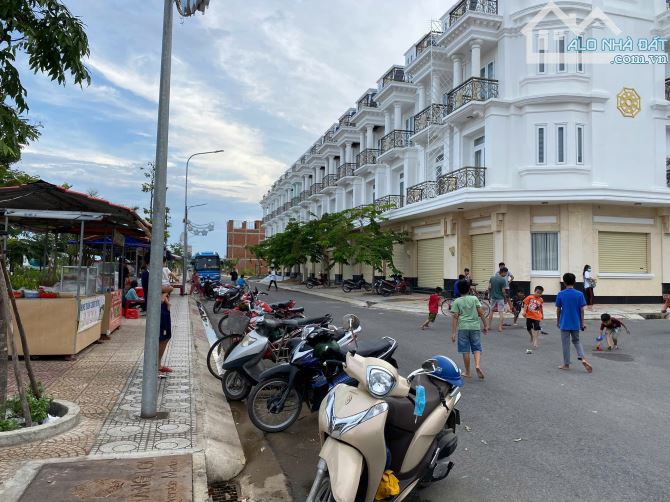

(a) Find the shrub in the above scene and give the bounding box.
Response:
[7,384,52,424]
[0,418,20,432]
[9,267,59,290]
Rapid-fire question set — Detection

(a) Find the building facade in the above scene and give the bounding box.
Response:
[226,220,265,275]
[260,0,670,301]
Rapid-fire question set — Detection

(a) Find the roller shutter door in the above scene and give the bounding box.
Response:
[361,264,374,281]
[392,244,409,276]
[342,262,355,280]
[471,233,494,286]
[417,238,444,288]
[598,232,649,273]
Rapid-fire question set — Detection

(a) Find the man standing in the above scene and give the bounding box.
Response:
[268,268,278,291]
[230,268,238,283]
[488,268,508,332]
[556,273,593,373]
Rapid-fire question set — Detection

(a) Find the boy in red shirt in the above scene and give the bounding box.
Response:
[420,287,443,330]
[523,286,544,353]
[597,313,630,351]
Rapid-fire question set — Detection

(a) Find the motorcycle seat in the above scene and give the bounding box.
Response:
[270,301,292,309]
[263,315,330,329]
[343,338,394,358]
[386,376,451,433]
[288,307,304,314]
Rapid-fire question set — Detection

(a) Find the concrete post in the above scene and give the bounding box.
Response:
[452,55,463,88]
[366,125,374,150]
[418,85,426,110]
[394,103,402,130]
[471,40,482,78]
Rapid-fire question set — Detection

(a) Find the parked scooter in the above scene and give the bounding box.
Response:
[219,314,333,400]
[306,354,462,502]
[341,276,372,293]
[374,275,413,297]
[306,273,330,289]
[246,315,398,433]
[212,285,243,313]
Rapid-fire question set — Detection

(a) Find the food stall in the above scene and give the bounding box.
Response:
[0,181,151,356]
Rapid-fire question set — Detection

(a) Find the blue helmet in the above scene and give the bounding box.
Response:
[429,355,463,387]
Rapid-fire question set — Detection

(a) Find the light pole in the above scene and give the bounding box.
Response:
[183,150,223,293]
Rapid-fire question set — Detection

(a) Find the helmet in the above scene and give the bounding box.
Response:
[429,355,463,387]
[313,340,342,361]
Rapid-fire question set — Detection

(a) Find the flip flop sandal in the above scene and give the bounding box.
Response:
[476,368,485,379]
[581,360,593,373]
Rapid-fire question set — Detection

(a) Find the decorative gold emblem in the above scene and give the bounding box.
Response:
[617,88,641,118]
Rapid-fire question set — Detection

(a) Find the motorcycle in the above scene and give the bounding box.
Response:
[201,277,223,300]
[217,291,305,336]
[374,276,413,297]
[217,314,333,400]
[212,285,244,313]
[306,273,330,289]
[341,276,372,293]
[246,315,398,433]
[306,354,463,502]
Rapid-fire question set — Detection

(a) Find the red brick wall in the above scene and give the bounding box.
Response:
[226,220,266,274]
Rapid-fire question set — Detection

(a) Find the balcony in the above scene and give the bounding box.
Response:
[338,114,356,128]
[310,183,323,195]
[666,78,670,101]
[300,190,310,202]
[448,0,498,26]
[322,174,337,188]
[357,93,378,111]
[374,195,404,212]
[379,130,413,155]
[406,181,437,204]
[310,144,319,155]
[380,66,408,90]
[415,31,442,57]
[336,163,356,180]
[283,202,290,212]
[437,166,486,194]
[356,148,380,168]
[291,196,300,206]
[445,77,499,115]
[413,104,447,134]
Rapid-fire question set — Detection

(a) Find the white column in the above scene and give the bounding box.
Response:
[384,112,391,133]
[339,146,346,166]
[418,85,426,110]
[366,125,374,150]
[359,131,366,150]
[335,187,345,211]
[353,178,364,206]
[452,55,463,88]
[403,156,411,188]
[431,74,441,104]
[394,103,402,130]
[471,40,482,78]
[345,142,353,163]
[329,156,336,175]
[385,167,393,196]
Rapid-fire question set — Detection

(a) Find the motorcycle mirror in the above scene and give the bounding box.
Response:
[342,314,360,331]
[422,359,438,372]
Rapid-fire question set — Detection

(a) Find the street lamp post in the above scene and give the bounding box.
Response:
[183,150,223,293]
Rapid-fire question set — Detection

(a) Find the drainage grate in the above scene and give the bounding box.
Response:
[209,481,240,501]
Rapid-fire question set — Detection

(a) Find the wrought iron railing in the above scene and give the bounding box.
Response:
[321,130,335,145]
[291,196,300,206]
[437,166,486,194]
[666,78,670,101]
[336,163,356,179]
[449,0,498,26]
[415,31,443,57]
[300,190,310,202]
[357,93,378,110]
[310,144,318,155]
[379,130,413,154]
[414,104,447,134]
[374,195,404,211]
[322,174,337,187]
[406,181,438,204]
[356,148,380,167]
[339,115,356,128]
[381,66,408,89]
[445,77,499,114]
[310,183,323,195]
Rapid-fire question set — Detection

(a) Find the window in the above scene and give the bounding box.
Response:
[480,67,486,78]
[577,35,584,73]
[598,232,649,273]
[435,153,444,179]
[487,62,495,79]
[399,172,404,197]
[538,35,546,74]
[557,35,566,72]
[474,136,485,167]
[405,116,415,133]
[576,125,584,164]
[557,125,566,164]
[531,232,559,273]
[536,126,546,164]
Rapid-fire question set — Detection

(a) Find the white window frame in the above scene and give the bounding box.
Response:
[531,232,560,274]
[537,34,547,74]
[576,124,584,165]
[557,34,566,73]
[576,35,584,73]
[536,125,547,165]
[556,124,567,164]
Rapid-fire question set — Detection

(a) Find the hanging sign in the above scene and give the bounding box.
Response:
[78,295,106,333]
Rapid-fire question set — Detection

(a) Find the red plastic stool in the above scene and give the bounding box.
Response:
[125,308,139,319]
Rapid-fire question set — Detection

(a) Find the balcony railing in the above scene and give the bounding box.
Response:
[381,66,408,89]
[437,166,486,194]
[445,77,499,114]
[449,0,498,26]
[310,183,323,195]
[379,130,413,154]
[406,181,438,204]
[666,78,670,101]
[339,115,356,128]
[356,148,380,167]
[336,163,356,179]
[357,93,378,110]
[300,190,310,202]
[291,196,300,206]
[414,104,447,134]
[310,145,318,155]
[415,31,442,57]
[374,195,404,211]
[322,174,337,187]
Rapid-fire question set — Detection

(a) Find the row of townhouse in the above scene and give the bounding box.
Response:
[260,0,670,302]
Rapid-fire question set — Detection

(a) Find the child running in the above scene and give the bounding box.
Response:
[523,286,544,353]
[451,281,489,379]
[420,287,443,330]
[597,313,630,350]
[512,290,525,326]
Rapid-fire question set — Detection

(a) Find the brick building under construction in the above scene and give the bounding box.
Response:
[226,220,265,275]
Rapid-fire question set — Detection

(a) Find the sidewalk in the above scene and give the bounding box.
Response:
[273,282,664,320]
[0,294,245,501]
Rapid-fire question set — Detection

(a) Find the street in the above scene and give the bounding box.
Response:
[206,287,670,502]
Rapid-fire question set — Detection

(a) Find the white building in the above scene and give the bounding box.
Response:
[260,0,670,302]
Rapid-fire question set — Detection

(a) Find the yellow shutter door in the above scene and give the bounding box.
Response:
[417,238,444,288]
[471,233,494,286]
[598,232,649,273]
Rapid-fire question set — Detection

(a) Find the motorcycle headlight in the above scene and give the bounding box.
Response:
[240,335,257,347]
[325,390,389,439]
[367,366,396,397]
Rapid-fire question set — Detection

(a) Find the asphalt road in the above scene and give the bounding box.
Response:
[205,286,670,502]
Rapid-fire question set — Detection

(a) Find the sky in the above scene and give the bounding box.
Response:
[16,0,452,255]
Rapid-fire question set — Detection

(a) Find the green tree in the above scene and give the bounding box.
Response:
[1,0,91,167]
[139,161,170,240]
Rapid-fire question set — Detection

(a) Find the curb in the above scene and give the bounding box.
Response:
[189,298,246,482]
[259,283,371,309]
[0,399,80,447]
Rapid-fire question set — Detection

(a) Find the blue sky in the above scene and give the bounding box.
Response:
[16,0,447,254]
